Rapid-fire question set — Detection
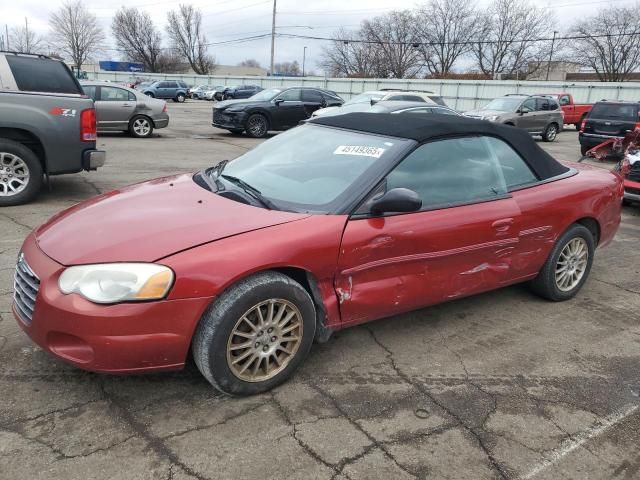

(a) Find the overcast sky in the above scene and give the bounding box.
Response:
[1,0,632,72]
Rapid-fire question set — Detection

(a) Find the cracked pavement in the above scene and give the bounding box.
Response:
[1,102,639,479]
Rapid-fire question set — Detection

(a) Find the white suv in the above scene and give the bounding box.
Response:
[312,89,446,117]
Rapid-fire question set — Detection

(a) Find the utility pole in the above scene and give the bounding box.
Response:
[302,46,307,77]
[25,17,29,52]
[270,0,277,75]
[5,25,9,51]
[546,31,558,81]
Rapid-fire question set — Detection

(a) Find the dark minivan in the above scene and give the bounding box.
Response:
[579,100,640,155]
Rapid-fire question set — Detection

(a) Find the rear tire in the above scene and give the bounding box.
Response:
[192,271,316,396]
[129,115,154,138]
[542,123,558,142]
[0,139,43,206]
[528,224,595,301]
[176,93,186,103]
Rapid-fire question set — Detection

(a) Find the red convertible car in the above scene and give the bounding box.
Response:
[13,114,623,395]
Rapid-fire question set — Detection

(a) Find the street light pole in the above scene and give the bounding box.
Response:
[302,46,307,77]
[546,31,558,81]
[270,0,277,75]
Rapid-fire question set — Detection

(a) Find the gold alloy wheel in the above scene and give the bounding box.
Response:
[555,237,589,292]
[226,298,303,382]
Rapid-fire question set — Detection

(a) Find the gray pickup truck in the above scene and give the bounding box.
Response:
[0,51,105,206]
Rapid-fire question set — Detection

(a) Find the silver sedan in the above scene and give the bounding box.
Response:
[81,82,170,138]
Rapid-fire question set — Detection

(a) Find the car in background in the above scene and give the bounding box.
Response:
[212,87,344,137]
[310,100,460,118]
[464,94,563,142]
[214,85,263,101]
[579,101,640,156]
[535,93,592,130]
[13,113,623,395]
[82,81,169,138]
[0,51,104,206]
[141,80,189,102]
[312,89,446,117]
[204,86,227,101]
[189,85,212,99]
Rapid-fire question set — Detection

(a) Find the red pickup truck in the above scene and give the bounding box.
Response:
[536,93,592,129]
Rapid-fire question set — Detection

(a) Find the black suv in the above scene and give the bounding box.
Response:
[579,100,640,155]
[215,85,263,101]
[212,87,344,137]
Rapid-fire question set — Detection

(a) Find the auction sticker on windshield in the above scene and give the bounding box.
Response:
[334,145,386,158]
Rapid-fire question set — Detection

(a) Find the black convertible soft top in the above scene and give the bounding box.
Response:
[309,112,569,180]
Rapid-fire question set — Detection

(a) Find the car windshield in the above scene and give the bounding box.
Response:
[220,124,411,212]
[248,88,282,101]
[483,98,523,112]
[346,92,386,105]
[590,103,639,120]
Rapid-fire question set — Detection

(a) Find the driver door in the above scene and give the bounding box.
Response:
[271,89,306,128]
[515,98,537,132]
[335,136,522,327]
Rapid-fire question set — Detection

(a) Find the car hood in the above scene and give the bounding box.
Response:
[35,174,309,265]
[214,99,267,111]
[464,109,507,118]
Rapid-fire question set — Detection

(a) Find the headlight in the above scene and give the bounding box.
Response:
[59,263,174,304]
[225,107,245,113]
[485,115,499,122]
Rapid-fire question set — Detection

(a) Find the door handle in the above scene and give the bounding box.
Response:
[492,218,514,232]
[121,103,131,107]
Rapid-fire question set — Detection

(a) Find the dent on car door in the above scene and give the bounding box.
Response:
[335,136,523,327]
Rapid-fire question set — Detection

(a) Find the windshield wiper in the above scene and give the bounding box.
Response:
[220,174,278,210]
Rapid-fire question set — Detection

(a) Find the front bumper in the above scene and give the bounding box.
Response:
[212,111,248,130]
[13,233,213,373]
[82,150,105,171]
[624,178,640,202]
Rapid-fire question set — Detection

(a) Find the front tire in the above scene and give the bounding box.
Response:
[192,271,316,396]
[0,139,43,206]
[176,93,186,103]
[245,114,269,138]
[528,224,595,301]
[129,115,154,138]
[542,123,558,142]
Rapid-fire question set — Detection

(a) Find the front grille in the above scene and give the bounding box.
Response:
[13,254,40,324]
[213,109,225,124]
[628,163,640,182]
[626,186,640,195]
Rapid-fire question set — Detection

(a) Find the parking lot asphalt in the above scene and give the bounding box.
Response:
[1,100,639,480]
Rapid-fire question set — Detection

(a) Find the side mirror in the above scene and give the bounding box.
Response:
[370,188,422,215]
[274,98,284,105]
[519,107,531,115]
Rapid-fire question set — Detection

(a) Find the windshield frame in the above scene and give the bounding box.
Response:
[205,124,416,214]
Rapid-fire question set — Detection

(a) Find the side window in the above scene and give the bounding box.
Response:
[6,56,81,94]
[385,137,508,210]
[428,96,446,106]
[401,108,433,114]
[277,89,301,101]
[166,81,178,88]
[433,108,458,116]
[389,94,425,102]
[302,89,323,102]
[128,91,136,101]
[484,137,538,189]
[100,86,131,101]
[82,85,97,100]
[536,98,550,111]
[521,98,536,112]
[548,100,559,111]
[158,82,169,88]
[559,95,570,106]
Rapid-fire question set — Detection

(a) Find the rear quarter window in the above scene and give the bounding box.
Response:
[590,103,638,120]
[6,56,81,94]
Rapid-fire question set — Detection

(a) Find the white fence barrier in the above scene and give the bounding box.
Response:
[89,71,640,111]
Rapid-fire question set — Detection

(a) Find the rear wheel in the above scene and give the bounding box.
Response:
[245,114,269,138]
[0,139,43,206]
[129,115,154,138]
[175,93,186,103]
[528,224,594,301]
[542,123,558,142]
[192,271,316,395]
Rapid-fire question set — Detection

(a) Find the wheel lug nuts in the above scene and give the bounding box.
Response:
[263,345,268,352]
[258,331,263,336]
[255,342,260,348]
[267,328,273,333]
[271,336,276,342]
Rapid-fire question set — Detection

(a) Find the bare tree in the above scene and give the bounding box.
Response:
[49,0,104,71]
[472,0,554,79]
[413,0,479,76]
[156,51,188,73]
[274,60,301,76]
[112,7,163,72]
[570,5,640,82]
[9,24,45,54]
[361,10,422,78]
[320,28,380,78]
[166,4,215,75]
[238,59,261,68]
